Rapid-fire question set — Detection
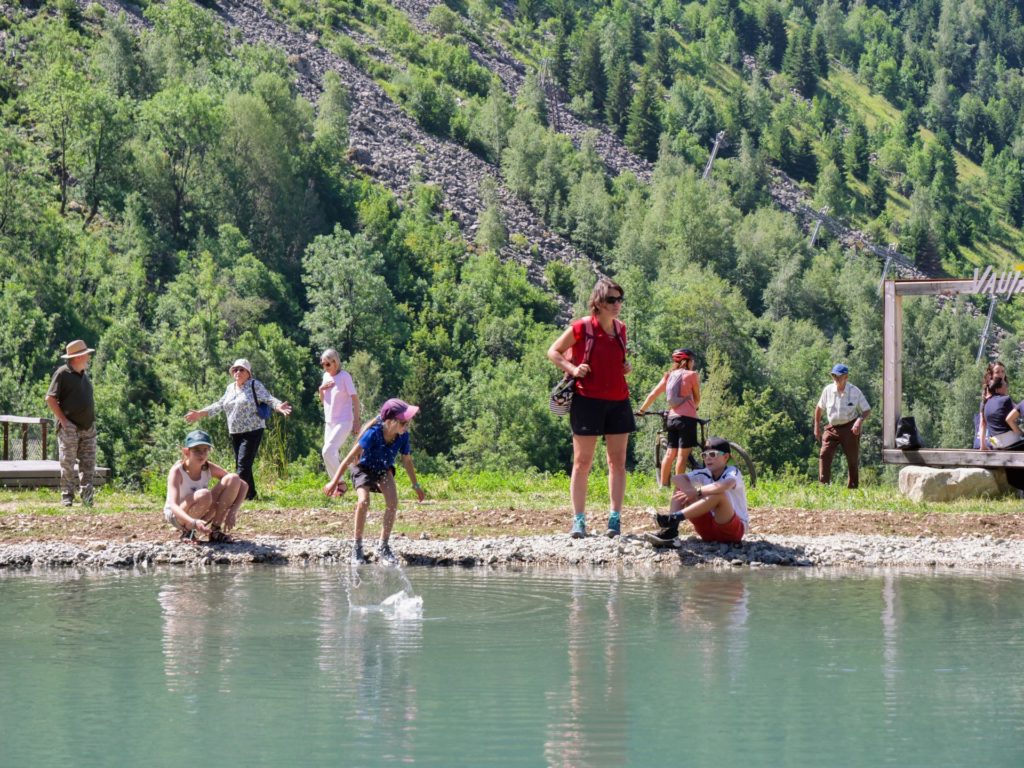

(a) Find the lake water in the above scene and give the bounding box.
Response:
[1,566,1022,767]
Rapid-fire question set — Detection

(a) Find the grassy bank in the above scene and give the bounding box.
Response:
[2,470,1020,519]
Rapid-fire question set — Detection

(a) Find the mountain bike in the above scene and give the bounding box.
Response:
[635,411,757,487]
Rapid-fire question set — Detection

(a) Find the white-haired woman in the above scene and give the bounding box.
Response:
[185,358,292,500]
[317,348,360,478]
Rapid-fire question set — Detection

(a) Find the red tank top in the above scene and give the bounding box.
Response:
[569,317,629,401]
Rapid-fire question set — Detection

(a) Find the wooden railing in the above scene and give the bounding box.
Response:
[0,416,53,461]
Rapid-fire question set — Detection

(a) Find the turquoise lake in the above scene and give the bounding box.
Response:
[1,566,1022,767]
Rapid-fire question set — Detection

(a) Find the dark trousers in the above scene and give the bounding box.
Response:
[231,428,264,500]
[819,421,860,489]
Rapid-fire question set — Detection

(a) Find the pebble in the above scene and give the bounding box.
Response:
[2,532,1024,571]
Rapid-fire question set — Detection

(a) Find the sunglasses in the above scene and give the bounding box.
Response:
[604,295,625,304]
[320,361,333,369]
[230,367,246,374]
[701,449,727,459]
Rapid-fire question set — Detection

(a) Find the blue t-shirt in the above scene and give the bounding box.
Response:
[983,394,1019,435]
[357,420,411,471]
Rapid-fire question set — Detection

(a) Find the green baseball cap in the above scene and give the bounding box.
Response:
[184,430,213,448]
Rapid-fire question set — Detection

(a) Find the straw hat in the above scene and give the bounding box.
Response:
[61,340,95,359]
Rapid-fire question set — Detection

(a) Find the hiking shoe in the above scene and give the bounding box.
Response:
[61,497,73,508]
[643,531,680,549]
[377,542,398,565]
[605,512,621,538]
[570,514,586,539]
[351,542,368,565]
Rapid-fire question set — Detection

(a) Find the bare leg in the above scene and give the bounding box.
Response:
[183,490,213,524]
[378,472,399,543]
[660,448,678,488]
[606,433,629,512]
[674,449,688,476]
[211,474,247,531]
[669,474,736,525]
[570,435,599,516]
[353,487,371,541]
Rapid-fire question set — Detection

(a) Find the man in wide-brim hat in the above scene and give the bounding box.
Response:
[45,340,97,507]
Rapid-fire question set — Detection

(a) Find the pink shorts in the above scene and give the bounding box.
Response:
[689,512,745,543]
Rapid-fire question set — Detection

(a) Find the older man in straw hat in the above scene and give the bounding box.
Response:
[45,340,97,507]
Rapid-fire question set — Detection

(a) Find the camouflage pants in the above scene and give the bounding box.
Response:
[57,423,97,505]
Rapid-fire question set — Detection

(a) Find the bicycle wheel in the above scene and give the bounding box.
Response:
[728,442,757,487]
[654,434,668,485]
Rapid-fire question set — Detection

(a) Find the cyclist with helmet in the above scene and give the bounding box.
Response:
[636,347,701,487]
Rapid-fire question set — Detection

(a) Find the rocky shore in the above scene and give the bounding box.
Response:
[2,531,1023,572]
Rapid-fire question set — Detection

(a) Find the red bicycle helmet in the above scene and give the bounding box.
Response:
[671,348,693,362]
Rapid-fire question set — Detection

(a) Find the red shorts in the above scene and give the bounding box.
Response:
[689,512,745,543]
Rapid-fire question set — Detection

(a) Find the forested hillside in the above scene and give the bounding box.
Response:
[1,0,1021,488]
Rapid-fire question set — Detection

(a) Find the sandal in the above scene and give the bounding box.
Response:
[208,530,233,544]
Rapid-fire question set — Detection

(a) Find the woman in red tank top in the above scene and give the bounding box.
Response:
[547,278,635,539]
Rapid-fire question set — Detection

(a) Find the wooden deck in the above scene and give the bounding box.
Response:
[882,449,1024,468]
[0,460,110,488]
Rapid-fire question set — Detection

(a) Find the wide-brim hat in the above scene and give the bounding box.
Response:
[229,358,253,374]
[184,430,213,448]
[61,339,95,359]
[379,398,420,422]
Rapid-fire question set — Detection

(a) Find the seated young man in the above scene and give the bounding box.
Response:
[645,436,748,547]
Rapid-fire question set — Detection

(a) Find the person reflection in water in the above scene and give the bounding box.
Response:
[544,577,628,767]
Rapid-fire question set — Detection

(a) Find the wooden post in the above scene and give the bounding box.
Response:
[882,280,902,449]
[21,424,28,460]
[41,420,49,461]
[2,422,7,461]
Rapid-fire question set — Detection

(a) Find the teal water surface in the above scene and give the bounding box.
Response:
[1,566,1022,767]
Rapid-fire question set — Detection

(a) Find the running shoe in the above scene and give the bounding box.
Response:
[351,542,368,565]
[570,514,586,539]
[605,512,621,538]
[377,542,398,565]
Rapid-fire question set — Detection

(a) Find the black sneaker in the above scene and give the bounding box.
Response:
[351,542,368,565]
[377,542,398,565]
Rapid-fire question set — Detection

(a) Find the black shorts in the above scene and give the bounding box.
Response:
[350,464,395,493]
[666,415,699,449]
[569,394,636,437]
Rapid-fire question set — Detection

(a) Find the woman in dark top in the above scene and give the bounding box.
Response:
[983,377,1024,491]
[976,361,1007,449]
[547,278,634,539]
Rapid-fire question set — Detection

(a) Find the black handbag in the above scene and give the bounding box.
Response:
[895,416,922,450]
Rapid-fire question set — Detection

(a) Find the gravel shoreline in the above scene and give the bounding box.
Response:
[2,532,1023,571]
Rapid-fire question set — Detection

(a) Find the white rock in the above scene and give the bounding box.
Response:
[898,466,1003,502]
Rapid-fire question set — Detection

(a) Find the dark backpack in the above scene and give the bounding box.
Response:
[895,416,922,450]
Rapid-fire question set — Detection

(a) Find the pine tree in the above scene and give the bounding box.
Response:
[867,166,888,217]
[843,119,869,181]
[624,69,661,162]
[604,59,631,136]
[570,26,607,111]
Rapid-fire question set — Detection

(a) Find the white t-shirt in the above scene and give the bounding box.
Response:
[322,370,357,424]
[687,465,748,533]
[817,382,870,426]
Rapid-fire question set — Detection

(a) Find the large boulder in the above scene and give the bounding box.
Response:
[898,466,1005,502]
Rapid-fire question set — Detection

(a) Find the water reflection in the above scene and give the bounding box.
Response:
[158,573,247,702]
[322,567,423,762]
[544,576,628,768]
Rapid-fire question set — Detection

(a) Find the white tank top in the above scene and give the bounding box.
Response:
[175,462,211,496]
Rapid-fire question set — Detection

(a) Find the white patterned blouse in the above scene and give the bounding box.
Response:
[201,379,283,434]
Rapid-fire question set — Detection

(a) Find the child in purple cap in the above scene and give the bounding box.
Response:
[324,398,426,564]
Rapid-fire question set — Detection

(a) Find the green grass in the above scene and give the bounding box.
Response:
[2,471,1019,518]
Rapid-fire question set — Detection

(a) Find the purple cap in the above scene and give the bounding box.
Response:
[379,398,420,422]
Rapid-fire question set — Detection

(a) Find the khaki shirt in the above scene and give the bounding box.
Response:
[817,382,870,426]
